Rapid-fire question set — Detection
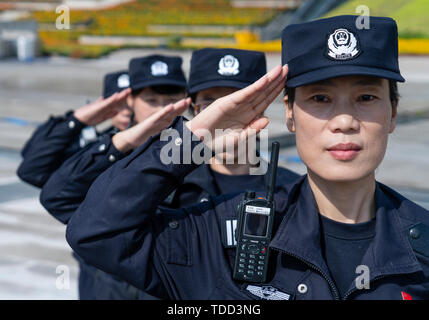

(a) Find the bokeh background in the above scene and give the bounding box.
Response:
[0,0,428,299]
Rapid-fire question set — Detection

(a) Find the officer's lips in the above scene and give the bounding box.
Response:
[326,143,362,161]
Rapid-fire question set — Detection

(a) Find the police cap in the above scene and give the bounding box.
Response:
[103,70,129,98]
[128,55,187,92]
[188,48,267,94]
[282,15,405,88]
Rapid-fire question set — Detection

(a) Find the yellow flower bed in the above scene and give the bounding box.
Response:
[398,38,429,54]
[231,31,281,52]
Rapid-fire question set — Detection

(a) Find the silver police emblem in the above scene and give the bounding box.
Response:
[326,28,361,60]
[218,55,240,76]
[117,74,129,88]
[151,61,169,76]
[246,285,291,300]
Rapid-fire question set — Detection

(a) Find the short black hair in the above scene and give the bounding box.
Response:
[285,79,399,109]
[132,85,186,96]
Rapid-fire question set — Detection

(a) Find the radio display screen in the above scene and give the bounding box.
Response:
[244,213,269,237]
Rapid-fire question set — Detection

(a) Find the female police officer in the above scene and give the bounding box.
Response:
[66,16,429,299]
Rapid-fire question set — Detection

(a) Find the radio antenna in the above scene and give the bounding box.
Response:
[266,141,280,202]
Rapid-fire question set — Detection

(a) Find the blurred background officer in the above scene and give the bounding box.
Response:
[16,70,131,188]
[16,69,131,300]
[163,48,300,209]
[111,55,188,153]
[40,54,188,299]
[102,70,134,131]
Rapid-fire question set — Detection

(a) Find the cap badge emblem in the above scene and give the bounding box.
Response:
[117,74,130,88]
[326,28,361,60]
[218,55,240,76]
[151,61,169,76]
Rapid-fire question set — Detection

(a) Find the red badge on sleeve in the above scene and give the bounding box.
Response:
[401,291,412,300]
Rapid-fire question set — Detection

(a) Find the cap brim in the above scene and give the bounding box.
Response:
[103,90,116,99]
[132,79,187,91]
[286,65,405,88]
[188,80,251,95]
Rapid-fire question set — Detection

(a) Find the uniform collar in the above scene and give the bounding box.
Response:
[365,183,422,277]
[270,176,422,280]
[183,163,267,196]
[183,163,220,195]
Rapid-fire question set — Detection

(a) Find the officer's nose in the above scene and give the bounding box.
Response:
[116,108,132,120]
[122,107,133,116]
[327,101,360,134]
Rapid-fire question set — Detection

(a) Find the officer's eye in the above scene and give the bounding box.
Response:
[311,95,329,103]
[358,95,376,102]
[145,98,158,105]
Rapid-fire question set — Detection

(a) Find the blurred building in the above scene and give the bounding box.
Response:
[0,20,38,61]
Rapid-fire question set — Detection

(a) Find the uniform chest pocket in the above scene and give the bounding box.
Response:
[162,212,193,266]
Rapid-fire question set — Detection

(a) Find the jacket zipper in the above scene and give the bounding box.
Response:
[342,274,388,300]
[271,247,341,300]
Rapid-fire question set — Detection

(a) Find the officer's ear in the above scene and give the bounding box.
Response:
[127,94,135,110]
[283,94,295,133]
[388,80,399,134]
[389,100,398,134]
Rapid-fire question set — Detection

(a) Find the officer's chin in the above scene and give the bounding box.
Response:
[212,151,242,164]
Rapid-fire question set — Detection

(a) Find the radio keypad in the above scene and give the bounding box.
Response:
[235,239,268,280]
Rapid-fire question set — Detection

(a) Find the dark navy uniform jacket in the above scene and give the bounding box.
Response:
[39,133,128,224]
[40,133,299,223]
[39,120,299,300]
[66,117,429,300]
[17,110,114,188]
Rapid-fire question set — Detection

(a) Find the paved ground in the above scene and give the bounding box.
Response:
[0,149,78,299]
[0,50,428,299]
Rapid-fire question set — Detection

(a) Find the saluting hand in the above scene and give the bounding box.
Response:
[185,65,288,150]
[73,88,131,126]
[112,98,191,153]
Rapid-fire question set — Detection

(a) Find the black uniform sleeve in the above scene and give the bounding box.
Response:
[40,134,128,224]
[66,116,205,297]
[17,111,86,188]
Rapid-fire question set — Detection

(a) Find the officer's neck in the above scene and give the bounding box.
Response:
[307,170,376,224]
[209,159,251,176]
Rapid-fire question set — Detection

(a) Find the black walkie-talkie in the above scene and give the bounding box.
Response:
[233,142,280,283]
